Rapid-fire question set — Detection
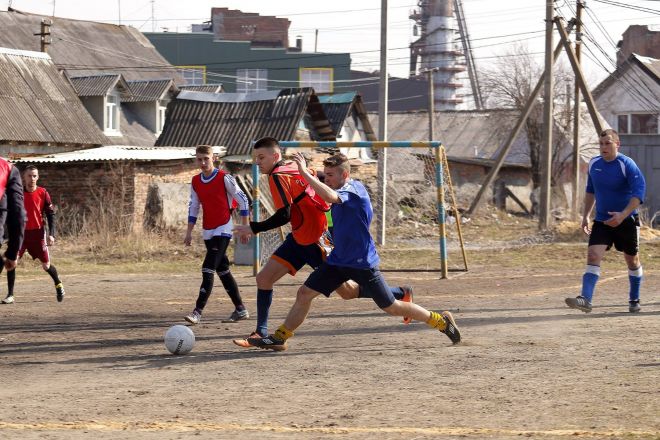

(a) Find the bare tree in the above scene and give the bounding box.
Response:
[481,44,575,214]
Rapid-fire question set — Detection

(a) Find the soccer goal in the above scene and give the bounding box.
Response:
[250,141,468,279]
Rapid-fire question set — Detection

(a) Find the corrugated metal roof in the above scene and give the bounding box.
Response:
[12,145,225,163]
[69,74,124,97]
[156,88,335,155]
[179,84,223,93]
[123,79,177,103]
[318,92,355,138]
[0,47,107,146]
[0,9,184,84]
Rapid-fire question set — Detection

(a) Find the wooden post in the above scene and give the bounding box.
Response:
[539,0,555,230]
[571,0,584,220]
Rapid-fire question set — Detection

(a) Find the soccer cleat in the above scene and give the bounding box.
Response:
[222,309,250,323]
[440,311,461,345]
[247,334,287,351]
[401,285,414,324]
[232,331,263,348]
[55,283,65,302]
[565,296,592,313]
[184,309,202,325]
[629,301,641,313]
[1,295,14,304]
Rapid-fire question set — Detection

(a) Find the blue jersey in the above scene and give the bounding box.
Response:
[327,179,380,269]
[586,153,646,222]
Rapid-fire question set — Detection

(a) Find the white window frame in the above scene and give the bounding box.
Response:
[157,102,167,134]
[177,66,206,85]
[236,69,268,93]
[299,68,334,94]
[617,112,660,135]
[104,94,120,135]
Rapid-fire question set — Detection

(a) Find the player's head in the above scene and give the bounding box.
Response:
[599,129,620,161]
[22,165,39,189]
[253,137,282,174]
[195,145,215,173]
[322,154,350,190]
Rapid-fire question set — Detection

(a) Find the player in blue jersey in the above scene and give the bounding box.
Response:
[245,152,461,351]
[565,129,646,314]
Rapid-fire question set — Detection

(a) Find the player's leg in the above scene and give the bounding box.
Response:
[356,268,460,344]
[247,263,345,351]
[3,248,25,303]
[619,216,642,313]
[566,221,610,313]
[213,236,249,322]
[185,238,219,324]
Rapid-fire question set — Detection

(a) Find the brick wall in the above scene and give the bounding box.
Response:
[211,7,290,47]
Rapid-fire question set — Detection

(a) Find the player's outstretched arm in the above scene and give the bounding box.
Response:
[291,152,340,204]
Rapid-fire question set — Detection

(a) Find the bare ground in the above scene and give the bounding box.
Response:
[0,238,658,440]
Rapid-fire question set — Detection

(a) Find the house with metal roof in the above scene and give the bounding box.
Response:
[156,88,335,157]
[593,53,660,224]
[0,8,186,149]
[0,47,107,156]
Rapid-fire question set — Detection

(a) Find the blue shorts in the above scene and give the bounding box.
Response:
[271,232,331,275]
[304,263,396,309]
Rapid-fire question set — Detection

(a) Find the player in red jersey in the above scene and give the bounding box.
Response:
[2,165,61,304]
[183,145,251,325]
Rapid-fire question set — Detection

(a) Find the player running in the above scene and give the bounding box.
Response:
[3,165,63,304]
[232,138,413,347]
[184,145,251,325]
[246,152,460,351]
[0,158,26,304]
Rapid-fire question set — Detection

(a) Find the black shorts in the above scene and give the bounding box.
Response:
[271,232,332,276]
[589,215,640,256]
[304,263,396,309]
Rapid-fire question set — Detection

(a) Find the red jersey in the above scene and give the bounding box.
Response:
[191,170,231,230]
[0,159,11,200]
[24,186,54,231]
[269,162,329,246]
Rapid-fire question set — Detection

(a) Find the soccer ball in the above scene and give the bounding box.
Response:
[164,325,195,355]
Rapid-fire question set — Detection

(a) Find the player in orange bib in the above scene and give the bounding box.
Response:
[232,137,413,347]
[3,165,64,304]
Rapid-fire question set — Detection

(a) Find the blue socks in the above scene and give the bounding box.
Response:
[581,265,600,303]
[256,288,273,337]
[628,266,643,303]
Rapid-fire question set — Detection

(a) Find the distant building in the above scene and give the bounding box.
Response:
[145,8,350,94]
[345,70,429,112]
[617,25,660,66]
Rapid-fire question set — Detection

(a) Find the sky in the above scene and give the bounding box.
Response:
[2,0,660,86]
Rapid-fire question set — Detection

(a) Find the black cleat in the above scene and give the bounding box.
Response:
[440,311,461,344]
[55,283,65,302]
[565,296,592,313]
[246,334,287,351]
[629,301,641,313]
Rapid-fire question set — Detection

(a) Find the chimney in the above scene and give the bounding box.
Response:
[296,35,303,51]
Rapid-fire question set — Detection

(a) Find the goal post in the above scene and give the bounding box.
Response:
[250,141,468,279]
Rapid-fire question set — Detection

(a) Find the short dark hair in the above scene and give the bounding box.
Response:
[600,128,619,143]
[23,165,38,173]
[253,137,280,150]
[323,153,350,174]
[195,145,213,155]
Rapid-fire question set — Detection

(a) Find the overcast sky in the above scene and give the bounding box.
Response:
[3,0,659,85]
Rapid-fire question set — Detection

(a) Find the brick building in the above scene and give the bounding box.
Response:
[210,7,290,48]
[617,25,660,66]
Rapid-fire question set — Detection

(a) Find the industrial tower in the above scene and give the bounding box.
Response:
[410,0,483,110]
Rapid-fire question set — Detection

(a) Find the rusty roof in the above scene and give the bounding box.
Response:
[123,79,178,103]
[0,47,107,146]
[155,88,334,155]
[0,9,184,84]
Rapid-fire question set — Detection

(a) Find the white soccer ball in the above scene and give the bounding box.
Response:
[164,325,195,355]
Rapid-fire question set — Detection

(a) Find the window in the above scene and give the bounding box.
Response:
[617,113,659,134]
[299,68,333,93]
[617,115,629,134]
[157,103,167,134]
[177,65,206,85]
[105,94,120,134]
[236,69,267,93]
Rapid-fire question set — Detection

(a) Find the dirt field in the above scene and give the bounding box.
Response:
[0,238,658,440]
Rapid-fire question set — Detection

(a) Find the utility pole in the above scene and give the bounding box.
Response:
[151,0,156,32]
[571,0,584,219]
[314,29,318,52]
[37,19,52,54]
[118,0,122,25]
[540,0,555,230]
[428,69,435,141]
[377,0,388,245]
